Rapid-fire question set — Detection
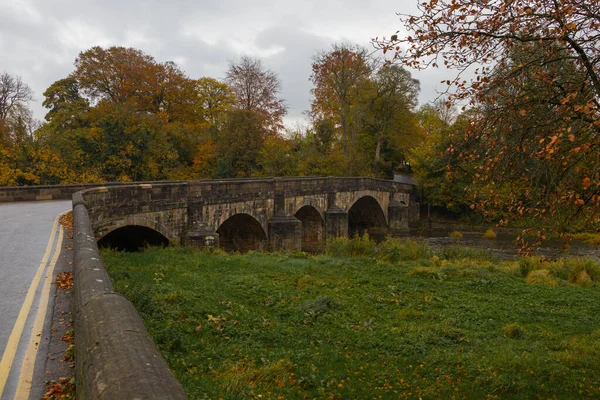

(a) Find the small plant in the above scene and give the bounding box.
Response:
[326,236,352,258]
[567,257,600,285]
[326,234,376,258]
[449,231,463,240]
[350,233,376,257]
[502,323,525,339]
[526,269,558,287]
[378,238,432,262]
[483,229,497,240]
[519,256,545,278]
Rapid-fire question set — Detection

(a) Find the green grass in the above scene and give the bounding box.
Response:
[102,244,600,399]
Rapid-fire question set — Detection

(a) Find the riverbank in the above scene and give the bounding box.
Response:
[102,241,600,398]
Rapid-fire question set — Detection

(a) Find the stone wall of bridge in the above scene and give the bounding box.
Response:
[75,177,417,253]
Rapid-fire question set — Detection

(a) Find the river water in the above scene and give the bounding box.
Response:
[404,231,600,260]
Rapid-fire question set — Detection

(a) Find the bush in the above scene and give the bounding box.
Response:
[567,257,600,286]
[483,229,497,240]
[519,256,599,287]
[326,236,352,258]
[326,234,376,258]
[519,256,545,278]
[378,237,432,262]
[526,270,558,287]
[449,231,463,239]
[350,233,376,257]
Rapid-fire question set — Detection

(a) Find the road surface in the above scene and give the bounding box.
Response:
[0,200,71,399]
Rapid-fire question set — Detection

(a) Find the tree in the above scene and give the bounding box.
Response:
[376,0,600,238]
[0,72,39,185]
[225,57,287,133]
[195,77,236,139]
[361,65,421,175]
[215,110,269,178]
[72,46,197,122]
[310,43,372,164]
[0,72,33,124]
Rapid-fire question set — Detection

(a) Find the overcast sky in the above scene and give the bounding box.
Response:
[0,0,456,127]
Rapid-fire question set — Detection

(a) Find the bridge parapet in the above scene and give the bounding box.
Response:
[74,177,417,252]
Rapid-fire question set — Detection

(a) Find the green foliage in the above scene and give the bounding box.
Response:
[325,234,376,258]
[377,237,432,262]
[519,256,600,287]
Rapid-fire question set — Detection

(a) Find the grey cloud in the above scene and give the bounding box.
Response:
[1,0,462,124]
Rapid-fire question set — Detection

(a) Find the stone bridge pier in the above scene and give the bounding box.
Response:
[81,177,418,253]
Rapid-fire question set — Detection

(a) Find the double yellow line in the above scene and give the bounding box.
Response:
[0,212,67,399]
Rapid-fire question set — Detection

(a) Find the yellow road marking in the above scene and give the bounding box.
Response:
[15,214,65,399]
[0,215,60,398]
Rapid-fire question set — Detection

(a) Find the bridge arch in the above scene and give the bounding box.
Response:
[294,205,325,253]
[348,195,388,239]
[97,225,170,251]
[217,213,267,252]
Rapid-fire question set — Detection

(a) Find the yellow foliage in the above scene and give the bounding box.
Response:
[449,231,463,239]
[526,270,558,287]
[483,229,497,240]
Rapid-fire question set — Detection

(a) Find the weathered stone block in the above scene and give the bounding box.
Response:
[268,214,301,251]
[325,205,348,242]
[187,230,220,249]
[388,200,409,233]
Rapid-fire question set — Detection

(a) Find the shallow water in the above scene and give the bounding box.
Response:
[401,231,599,260]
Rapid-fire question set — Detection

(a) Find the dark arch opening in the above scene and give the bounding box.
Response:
[97,225,169,252]
[294,206,325,253]
[348,196,388,240]
[217,213,267,252]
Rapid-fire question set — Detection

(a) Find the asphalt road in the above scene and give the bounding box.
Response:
[0,200,71,399]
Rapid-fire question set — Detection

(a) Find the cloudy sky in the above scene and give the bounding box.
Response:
[0,0,455,127]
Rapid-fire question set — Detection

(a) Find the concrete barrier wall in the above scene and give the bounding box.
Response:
[72,193,186,399]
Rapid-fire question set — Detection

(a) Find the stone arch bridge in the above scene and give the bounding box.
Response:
[77,178,418,252]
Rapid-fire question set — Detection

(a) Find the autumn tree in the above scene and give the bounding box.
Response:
[310,43,372,164]
[225,56,287,133]
[72,46,197,122]
[377,0,600,238]
[0,72,40,185]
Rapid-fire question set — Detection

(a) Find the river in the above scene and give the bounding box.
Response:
[404,231,600,260]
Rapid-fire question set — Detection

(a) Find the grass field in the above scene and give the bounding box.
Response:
[102,240,600,399]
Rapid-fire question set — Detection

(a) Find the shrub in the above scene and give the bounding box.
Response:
[350,233,376,257]
[449,231,463,239]
[378,237,432,262]
[526,270,558,287]
[519,256,546,278]
[483,229,497,240]
[567,257,600,285]
[326,236,352,258]
[326,234,376,258]
[502,323,525,339]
